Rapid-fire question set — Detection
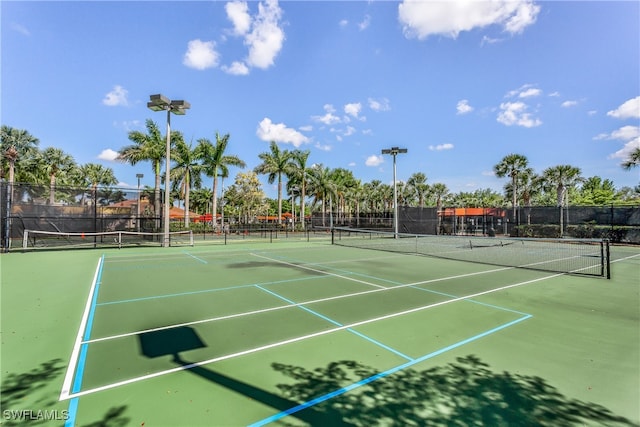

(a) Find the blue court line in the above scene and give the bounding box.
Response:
[254,285,414,362]
[65,254,105,427]
[248,313,532,427]
[263,252,531,316]
[96,275,331,306]
[183,251,208,264]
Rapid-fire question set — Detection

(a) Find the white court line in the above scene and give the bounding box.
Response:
[250,252,388,289]
[59,256,103,400]
[84,266,512,345]
[64,272,558,400]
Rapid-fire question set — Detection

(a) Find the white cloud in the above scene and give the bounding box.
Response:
[312,104,341,125]
[299,125,313,132]
[594,125,640,141]
[497,101,542,127]
[315,143,332,152]
[561,100,578,108]
[226,1,252,36]
[456,99,474,115]
[183,39,220,70]
[245,0,285,69]
[97,149,119,161]
[339,19,349,28]
[222,61,250,75]
[398,0,540,40]
[429,143,454,151]
[102,85,129,107]
[358,14,371,31]
[505,84,540,99]
[365,155,384,167]
[608,137,640,161]
[607,96,640,119]
[344,102,362,119]
[256,118,308,147]
[368,97,391,112]
[518,88,541,98]
[548,91,561,97]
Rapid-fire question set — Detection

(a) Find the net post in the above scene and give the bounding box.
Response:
[331,227,334,245]
[118,232,122,249]
[22,230,28,249]
[189,230,194,247]
[605,240,611,279]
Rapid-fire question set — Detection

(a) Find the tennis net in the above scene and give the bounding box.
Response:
[332,227,610,278]
[21,230,194,250]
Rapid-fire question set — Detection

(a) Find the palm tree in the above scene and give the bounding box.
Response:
[37,147,75,204]
[622,147,640,170]
[118,119,171,227]
[431,182,449,234]
[406,172,430,207]
[504,168,541,225]
[76,163,118,206]
[541,165,582,236]
[198,133,246,228]
[0,126,40,185]
[290,149,310,228]
[254,141,293,225]
[307,164,337,227]
[190,188,213,215]
[329,168,358,223]
[171,139,205,227]
[494,154,529,225]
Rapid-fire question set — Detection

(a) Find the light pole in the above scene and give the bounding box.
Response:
[381,147,407,238]
[136,173,144,232]
[147,94,190,247]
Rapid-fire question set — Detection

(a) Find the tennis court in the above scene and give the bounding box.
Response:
[1,234,639,426]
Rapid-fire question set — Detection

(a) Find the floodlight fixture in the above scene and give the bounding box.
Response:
[381,146,408,239]
[147,93,190,247]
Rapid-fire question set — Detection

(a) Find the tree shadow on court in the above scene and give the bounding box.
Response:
[225,260,325,275]
[0,358,66,417]
[1,358,130,427]
[270,355,640,427]
[138,326,355,426]
[80,406,129,427]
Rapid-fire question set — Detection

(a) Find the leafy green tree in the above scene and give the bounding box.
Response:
[225,172,265,224]
[254,141,293,224]
[197,133,246,228]
[494,154,529,223]
[577,176,617,205]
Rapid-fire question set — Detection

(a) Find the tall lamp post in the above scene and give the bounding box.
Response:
[147,94,190,247]
[136,173,144,232]
[381,147,407,238]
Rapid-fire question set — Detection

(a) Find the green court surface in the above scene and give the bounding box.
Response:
[1,238,639,426]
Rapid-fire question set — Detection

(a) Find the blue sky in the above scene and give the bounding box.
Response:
[2,0,639,198]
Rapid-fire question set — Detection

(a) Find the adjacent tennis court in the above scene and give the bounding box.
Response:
[1,235,639,426]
